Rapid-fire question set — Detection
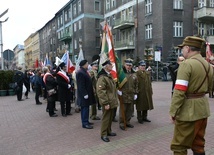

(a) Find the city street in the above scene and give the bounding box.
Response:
[0,81,214,155]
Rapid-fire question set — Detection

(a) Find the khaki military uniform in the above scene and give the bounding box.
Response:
[136,70,154,122]
[89,69,99,119]
[119,69,138,127]
[170,54,213,155]
[96,69,119,136]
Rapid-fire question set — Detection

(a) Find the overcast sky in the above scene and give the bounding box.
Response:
[0,0,69,53]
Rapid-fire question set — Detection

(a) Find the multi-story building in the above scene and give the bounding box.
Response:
[39,17,59,64]
[194,0,214,51]
[13,44,25,69]
[56,0,104,62]
[104,0,194,63]
[24,33,34,68]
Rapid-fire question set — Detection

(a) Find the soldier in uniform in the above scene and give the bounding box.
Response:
[119,58,138,130]
[89,60,101,120]
[96,59,119,142]
[14,66,24,101]
[169,36,213,155]
[136,60,154,124]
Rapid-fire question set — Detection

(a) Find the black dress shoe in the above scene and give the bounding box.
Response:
[62,114,67,117]
[138,121,144,124]
[143,119,151,122]
[120,126,125,130]
[18,99,24,101]
[54,108,58,111]
[50,114,58,117]
[107,132,116,136]
[82,125,93,129]
[126,124,134,128]
[36,102,42,105]
[66,113,72,115]
[101,136,110,142]
[88,122,94,125]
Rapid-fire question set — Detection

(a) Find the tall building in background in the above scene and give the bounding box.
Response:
[104,0,194,63]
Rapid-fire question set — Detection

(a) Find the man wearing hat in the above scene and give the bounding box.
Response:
[56,62,72,117]
[136,60,154,124]
[89,60,101,120]
[169,36,213,155]
[76,59,96,129]
[96,59,119,142]
[119,58,138,130]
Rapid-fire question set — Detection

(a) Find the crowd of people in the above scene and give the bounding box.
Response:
[12,35,214,154]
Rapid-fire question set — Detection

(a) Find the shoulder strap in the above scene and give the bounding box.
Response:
[192,58,210,93]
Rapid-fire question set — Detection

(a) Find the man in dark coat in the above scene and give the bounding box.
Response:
[13,66,24,101]
[56,62,72,117]
[76,59,96,129]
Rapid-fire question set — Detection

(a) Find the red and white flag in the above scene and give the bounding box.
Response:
[61,50,75,73]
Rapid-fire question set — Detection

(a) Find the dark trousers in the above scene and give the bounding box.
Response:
[24,83,30,97]
[48,101,55,116]
[60,101,71,115]
[81,106,90,126]
[35,86,41,103]
[137,110,148,122]
[16,85,23,101]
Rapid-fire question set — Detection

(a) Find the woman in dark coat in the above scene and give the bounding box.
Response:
[56,62,72,117]
[43,67,58,117]
[76,60,96,129]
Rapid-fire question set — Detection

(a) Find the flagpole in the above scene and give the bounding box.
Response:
[105,24,127,130]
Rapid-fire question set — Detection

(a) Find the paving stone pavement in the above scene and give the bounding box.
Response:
[0,81,214,155]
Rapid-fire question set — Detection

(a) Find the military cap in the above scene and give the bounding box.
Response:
[124,58,133,65]
[139,60,146,66]
[91,59,98,66]
[178,36,205,49]
[102,60,112,66]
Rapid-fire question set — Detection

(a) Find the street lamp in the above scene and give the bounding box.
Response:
[0,9,9,70]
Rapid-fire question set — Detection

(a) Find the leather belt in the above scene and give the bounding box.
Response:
[186,93,205,99]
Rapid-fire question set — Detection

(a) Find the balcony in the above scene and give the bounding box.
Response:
[114,40,135,50]
[206,35,214,45]
[59,32,73,42]
[194,7,214,21]
[113,17,135,30]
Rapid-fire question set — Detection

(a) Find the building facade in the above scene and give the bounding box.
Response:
[104,0,195,64]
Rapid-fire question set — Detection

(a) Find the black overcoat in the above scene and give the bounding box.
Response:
[76,67,95,107]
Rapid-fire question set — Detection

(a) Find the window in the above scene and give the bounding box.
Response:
[210,24,214,35]
[95,1,100,11]
[145,24,152,39]
[78,0,81,12]
[173,0,183,9]
[121,9,126,21]
[128,7,133,19]
[106,0,110,10]
[210,0,214,7]
[111,0,116,7]
[74,22,77,32]
[74,40,77,49]
[198,0,206,7]
[79,20,82,30]
[57,18,60,28]
[73,4,77,15]
[60,15,63,25]
[95,19,100,29]
[65,11,68,22]
[198,22,205,36]
[173,21,183,37]
[145,0,152,14]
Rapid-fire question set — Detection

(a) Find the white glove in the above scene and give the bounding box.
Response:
[117,90,122,96]
[134,94,137,100]
[84,95,89,99]
[68,84,71,89]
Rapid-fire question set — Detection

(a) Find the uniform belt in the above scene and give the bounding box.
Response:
[185,93,205,99]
